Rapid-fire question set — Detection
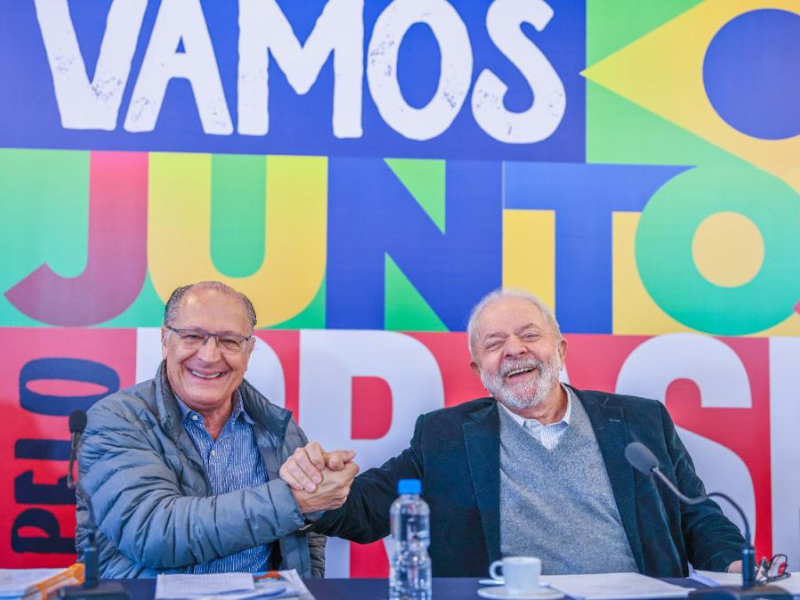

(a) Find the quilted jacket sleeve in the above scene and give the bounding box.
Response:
[79,397,306,570]
[281,416,326,577]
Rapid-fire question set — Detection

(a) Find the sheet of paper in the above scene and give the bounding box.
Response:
[541,572,693,600]
[155,573,255,599]
[154,570,312,600]
[689,570,740,588]
[0,569,65,597]
[271,570,313,600]
[692,570,800,597]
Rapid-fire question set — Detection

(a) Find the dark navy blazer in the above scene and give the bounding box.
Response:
[314,386,744,577]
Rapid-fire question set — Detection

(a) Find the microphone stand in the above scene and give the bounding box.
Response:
[628,443,790,600]
[58,412,129,600]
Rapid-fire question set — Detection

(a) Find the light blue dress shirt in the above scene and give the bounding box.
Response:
[176,391,270,573]
[498,385,574,450]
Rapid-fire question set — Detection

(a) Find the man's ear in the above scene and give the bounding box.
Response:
[161,326,169,359]
[558,336,568,363]
[242,337,256,369]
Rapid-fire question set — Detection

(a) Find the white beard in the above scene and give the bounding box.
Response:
[480,354,562,411]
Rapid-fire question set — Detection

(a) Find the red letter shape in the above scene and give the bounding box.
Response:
[6,152,147,325]
[351,376,392,440]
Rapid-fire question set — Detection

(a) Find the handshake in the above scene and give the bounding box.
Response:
[279,442,360,514]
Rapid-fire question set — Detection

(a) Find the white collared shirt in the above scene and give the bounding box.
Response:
[498,385,573,450]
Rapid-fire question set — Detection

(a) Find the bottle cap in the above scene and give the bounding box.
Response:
[398,479,422,494]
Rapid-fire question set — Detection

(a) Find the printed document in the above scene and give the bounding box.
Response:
[541,572,693,600]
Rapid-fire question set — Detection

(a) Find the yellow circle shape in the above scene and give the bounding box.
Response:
[692,212,764,288]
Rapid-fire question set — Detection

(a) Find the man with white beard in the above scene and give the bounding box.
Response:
[280,289,745,578]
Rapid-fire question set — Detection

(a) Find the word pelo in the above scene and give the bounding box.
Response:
[10,357,120,559]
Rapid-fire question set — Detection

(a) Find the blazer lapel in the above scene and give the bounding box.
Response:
[576,387,645,572]
[463,402,502,564]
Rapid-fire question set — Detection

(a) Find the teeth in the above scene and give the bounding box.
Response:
[506,367,533,377]
[191,370,221,379]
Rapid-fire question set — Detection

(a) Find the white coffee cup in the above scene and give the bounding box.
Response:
[489,556,542,594]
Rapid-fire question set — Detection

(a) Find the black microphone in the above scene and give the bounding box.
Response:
[60,410,129,600]
[67,410,87,490]
[625,442,789,600]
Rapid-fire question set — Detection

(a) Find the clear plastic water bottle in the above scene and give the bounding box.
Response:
[389,479,432,600]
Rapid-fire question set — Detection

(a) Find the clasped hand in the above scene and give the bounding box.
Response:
[280,442,359,514]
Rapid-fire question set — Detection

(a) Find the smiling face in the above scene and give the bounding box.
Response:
[470,296,567,415]
[161,287,254,417]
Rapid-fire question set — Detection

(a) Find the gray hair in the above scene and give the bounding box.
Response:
[164,281,257,331]
[467,288,561,356]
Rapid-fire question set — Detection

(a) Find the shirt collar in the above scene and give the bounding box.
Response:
[498,384,573,428]
[175,389,254,426]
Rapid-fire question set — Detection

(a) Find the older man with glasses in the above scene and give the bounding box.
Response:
[75,281,358,578]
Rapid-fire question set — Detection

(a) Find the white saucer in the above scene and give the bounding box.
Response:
[479,579,554,587]
[478,585,565,600]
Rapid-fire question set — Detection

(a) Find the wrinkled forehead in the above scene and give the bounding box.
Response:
[175,289,251,331]
[476,297,556,341]
[480,299,545,332]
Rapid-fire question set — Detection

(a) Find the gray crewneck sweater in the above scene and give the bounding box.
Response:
[499,398,638,574]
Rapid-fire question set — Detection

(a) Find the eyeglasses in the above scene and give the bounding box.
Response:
[756,554,789,584]
[166,326,253,354]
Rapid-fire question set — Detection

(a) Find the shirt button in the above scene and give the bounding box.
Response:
[192,415,199,421]
[211,450,216,457]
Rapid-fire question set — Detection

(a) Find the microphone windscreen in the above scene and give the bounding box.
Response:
[69,409,88,435]
[625,442,659,475]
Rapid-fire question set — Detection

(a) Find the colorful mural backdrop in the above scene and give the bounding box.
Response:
[1,0,799,577]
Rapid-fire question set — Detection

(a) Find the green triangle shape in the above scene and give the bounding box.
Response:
[587,82,753,167]
[385,159,446,233]
[384,255,448,332]
[587,0,703,64]
[270,275,326,329]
